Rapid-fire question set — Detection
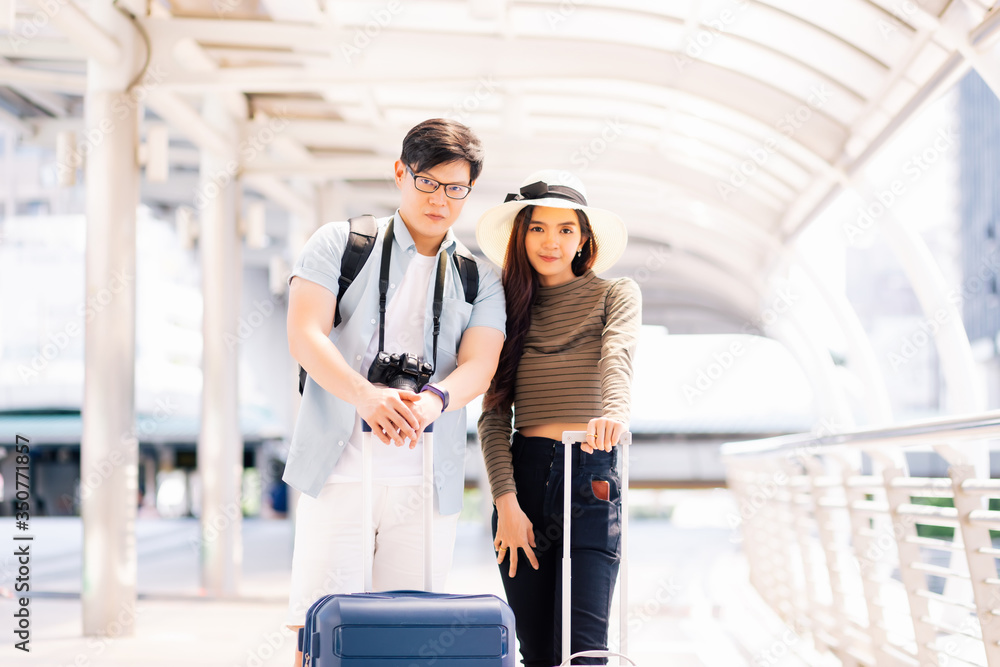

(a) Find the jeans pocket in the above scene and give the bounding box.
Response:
[570,473,621,555]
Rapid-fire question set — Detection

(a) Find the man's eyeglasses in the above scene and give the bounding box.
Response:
[406,165,472,200]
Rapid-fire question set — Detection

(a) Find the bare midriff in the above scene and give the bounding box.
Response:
[518,423,590,441]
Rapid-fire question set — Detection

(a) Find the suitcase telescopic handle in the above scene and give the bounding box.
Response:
[560,430,632,665]
[361,420,435,594]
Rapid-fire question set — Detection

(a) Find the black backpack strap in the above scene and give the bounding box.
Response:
[451,242,479,306]
[299,214,379,395]
[334,214,379,327]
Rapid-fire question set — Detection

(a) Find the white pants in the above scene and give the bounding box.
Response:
[284,482,460,627]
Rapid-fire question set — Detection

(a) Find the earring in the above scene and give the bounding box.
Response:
[576,249,582,258]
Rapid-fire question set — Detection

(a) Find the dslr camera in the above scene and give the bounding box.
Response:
[367,352,433,393]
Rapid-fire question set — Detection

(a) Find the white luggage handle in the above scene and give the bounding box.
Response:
[560,430,632,666]
[361,420,435,593]
[560,651,636,666]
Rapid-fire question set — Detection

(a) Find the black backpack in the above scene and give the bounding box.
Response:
[297,214,479,394]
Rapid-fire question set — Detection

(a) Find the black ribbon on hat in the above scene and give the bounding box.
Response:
[504,180,587,206]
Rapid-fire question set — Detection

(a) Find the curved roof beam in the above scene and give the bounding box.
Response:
[144,21,850,161]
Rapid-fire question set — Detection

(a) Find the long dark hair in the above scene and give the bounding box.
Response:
[482,205,598,414]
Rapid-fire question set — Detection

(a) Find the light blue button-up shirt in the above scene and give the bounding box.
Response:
[282,211,506,515]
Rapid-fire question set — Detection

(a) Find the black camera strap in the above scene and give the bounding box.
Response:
[432,249,446,372]
[378,217,447,372]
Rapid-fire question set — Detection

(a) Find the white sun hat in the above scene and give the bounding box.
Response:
[475,169,628,275]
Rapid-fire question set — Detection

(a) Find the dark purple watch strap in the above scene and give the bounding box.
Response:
[421,383,449,411]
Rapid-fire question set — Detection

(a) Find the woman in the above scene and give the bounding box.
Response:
[476,170,641,665]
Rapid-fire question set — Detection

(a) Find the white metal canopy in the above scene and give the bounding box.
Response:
[3,0,1000,331]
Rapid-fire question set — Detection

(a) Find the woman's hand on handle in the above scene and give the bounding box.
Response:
[494,492,539,577]
[582,417,625,454]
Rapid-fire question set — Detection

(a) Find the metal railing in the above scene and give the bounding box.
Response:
[722,411,1000,667]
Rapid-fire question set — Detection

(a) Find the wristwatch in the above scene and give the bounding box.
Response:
[421,383,449,412]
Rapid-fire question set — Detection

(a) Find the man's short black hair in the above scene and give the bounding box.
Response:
[400,118,484,184]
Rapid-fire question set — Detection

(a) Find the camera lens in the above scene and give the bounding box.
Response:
[388,374,419,393]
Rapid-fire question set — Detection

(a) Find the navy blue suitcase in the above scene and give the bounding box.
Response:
[298,422,516,666]
[300,590,516,665]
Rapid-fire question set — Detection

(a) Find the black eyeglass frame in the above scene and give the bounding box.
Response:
[405,165,473,200]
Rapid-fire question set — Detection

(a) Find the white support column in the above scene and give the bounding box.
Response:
[878,215,985,414]
[876,211,989,477]
[79,1,139,637]
[791,250,893,425]
[197,94,243,596]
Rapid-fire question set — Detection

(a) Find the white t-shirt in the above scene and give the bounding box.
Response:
[327,252,437,485]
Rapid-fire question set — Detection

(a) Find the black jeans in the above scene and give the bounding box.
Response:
[492,433,622,666]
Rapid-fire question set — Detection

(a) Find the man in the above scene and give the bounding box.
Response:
[282,119,505,663]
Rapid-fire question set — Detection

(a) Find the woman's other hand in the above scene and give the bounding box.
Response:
[582,417,625,454]
[493,493,539,577]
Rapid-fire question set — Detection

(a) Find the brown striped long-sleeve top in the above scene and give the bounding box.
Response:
[478,270,642,502]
